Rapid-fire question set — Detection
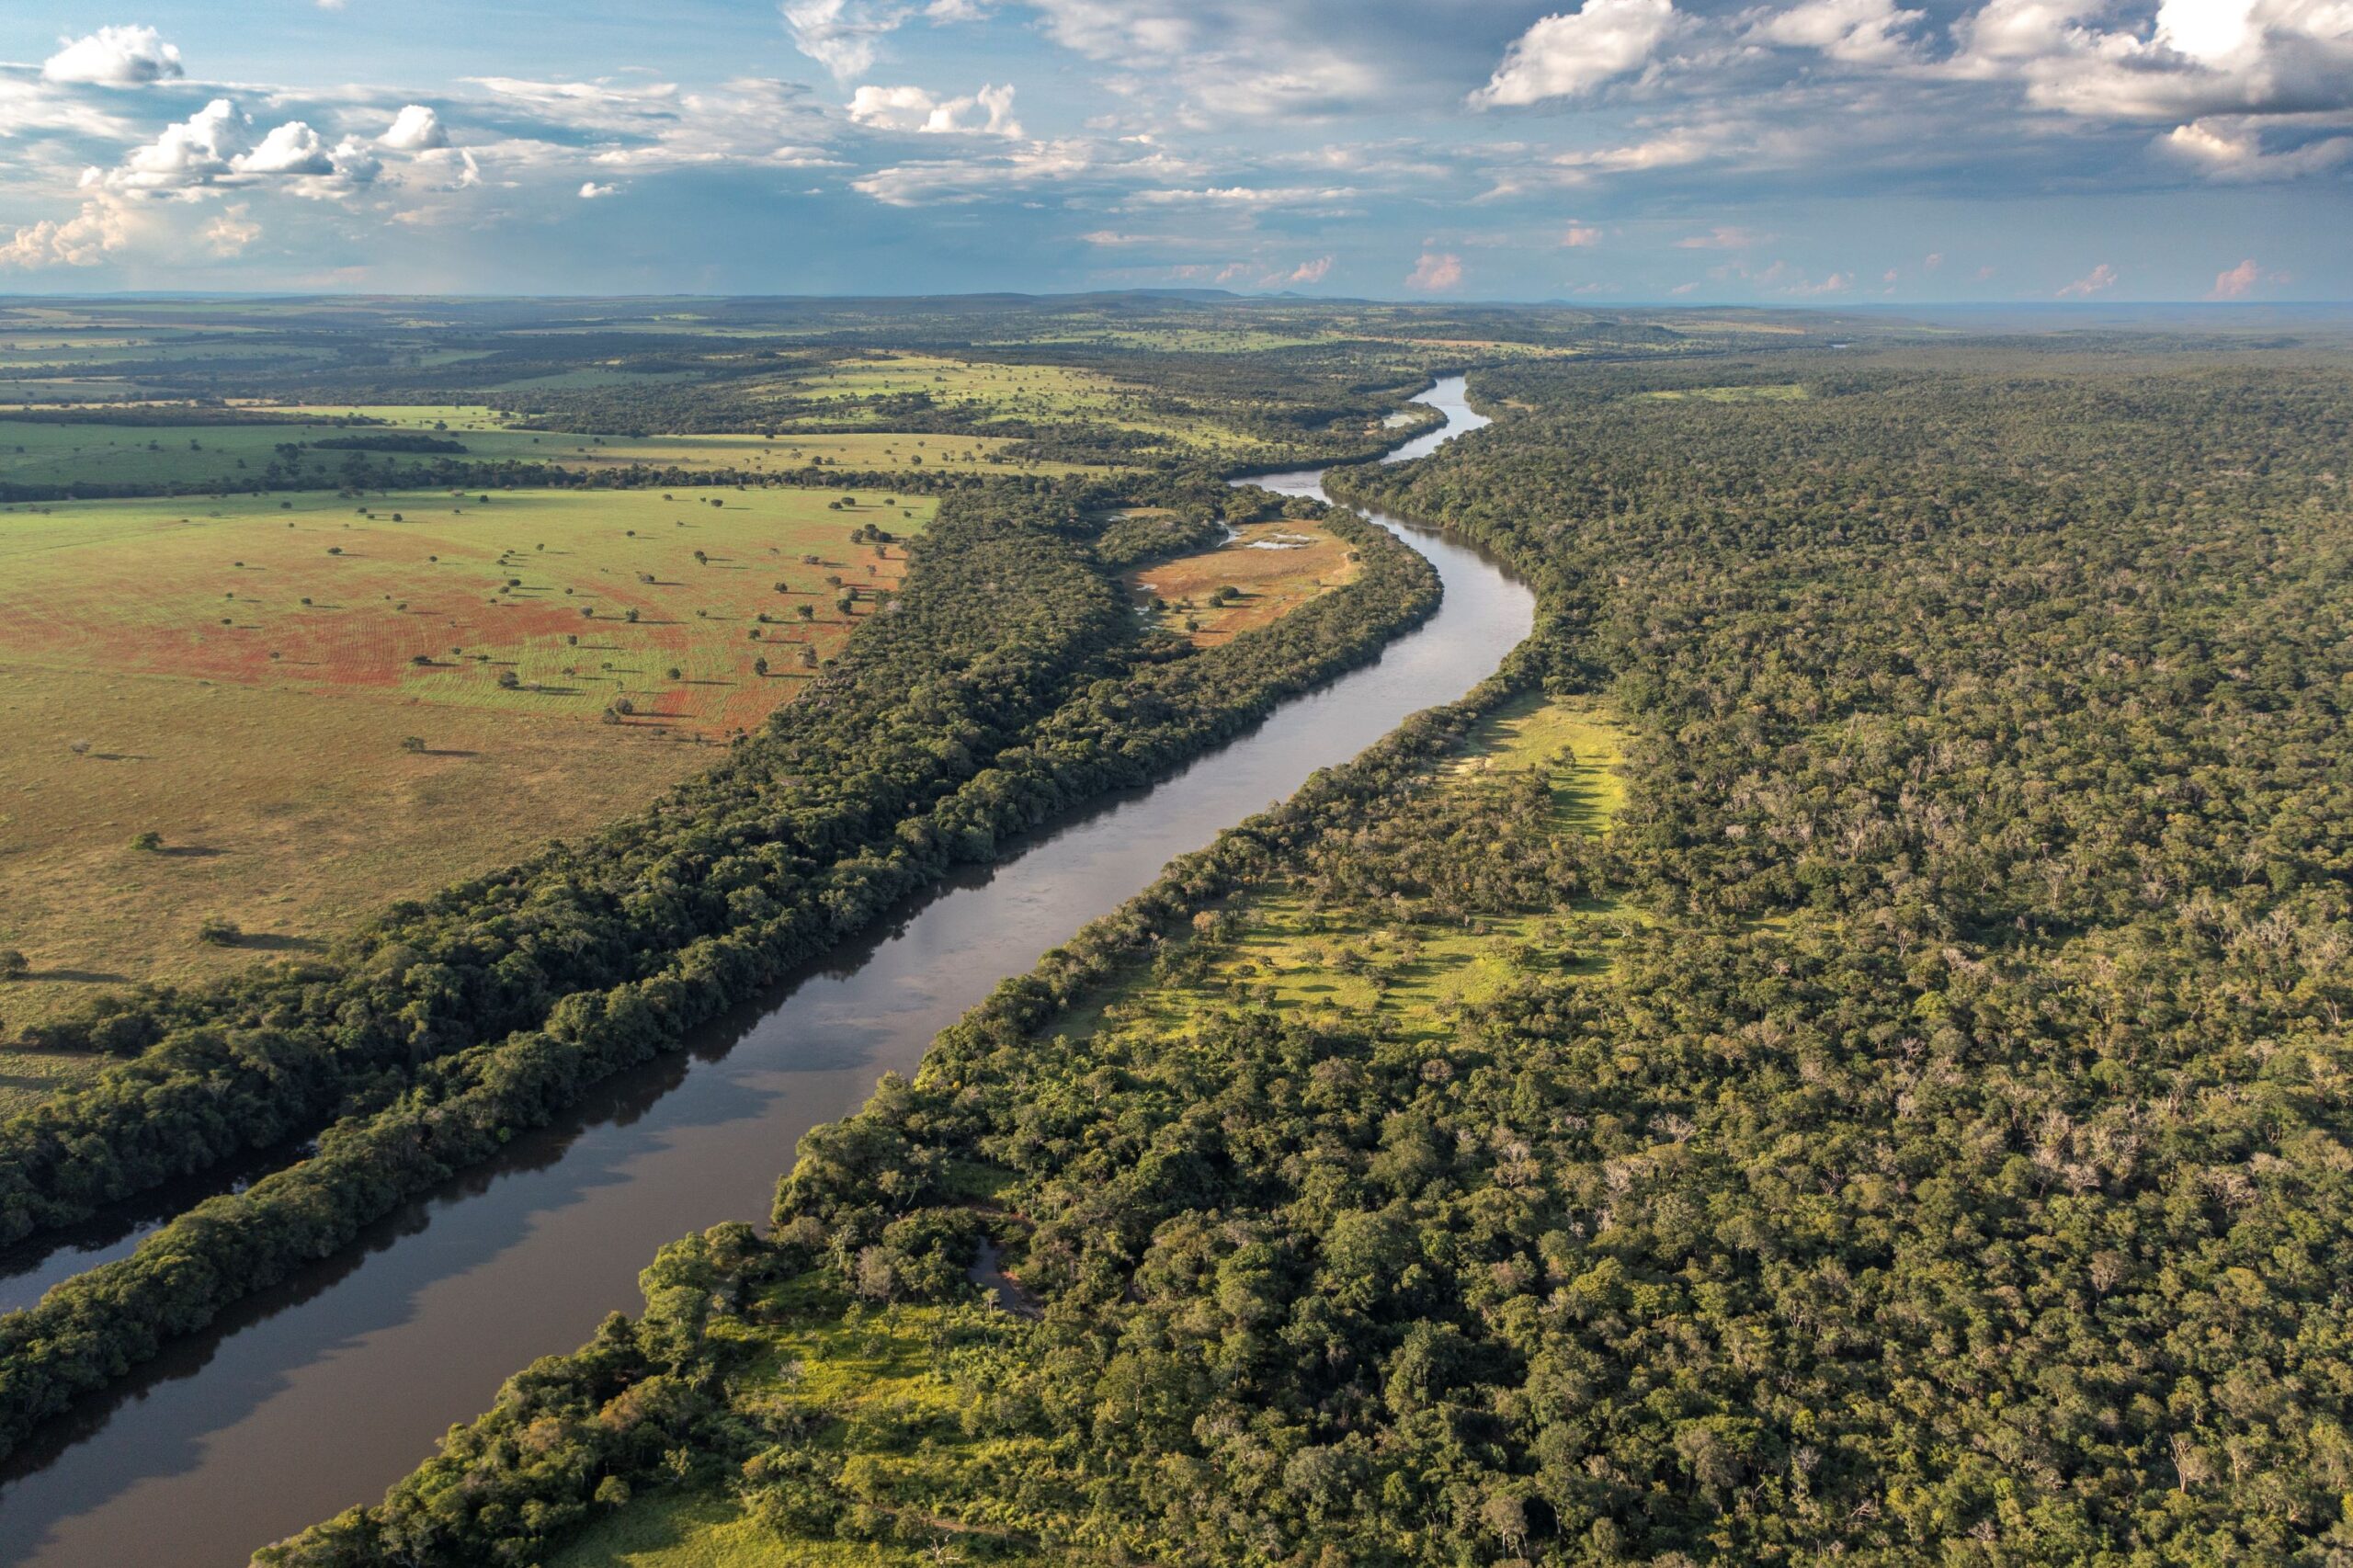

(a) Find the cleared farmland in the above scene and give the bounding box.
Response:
[1127,518,1362,645]
[0,484,926,1038]
[0,410,1087,493]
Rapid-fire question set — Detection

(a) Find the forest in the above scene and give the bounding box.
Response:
[256,340,2353,1566]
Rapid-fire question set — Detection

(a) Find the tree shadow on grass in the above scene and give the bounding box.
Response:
[236,934,323,954]
[155,846,225,859]
[28,969,127,985]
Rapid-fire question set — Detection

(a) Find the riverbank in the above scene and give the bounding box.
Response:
[0,381,1533,1567]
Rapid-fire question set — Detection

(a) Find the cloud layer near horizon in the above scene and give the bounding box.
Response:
[0,1,2343,299]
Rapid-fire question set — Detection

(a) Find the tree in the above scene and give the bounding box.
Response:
[131,831,164,852]
[401,736,426,753]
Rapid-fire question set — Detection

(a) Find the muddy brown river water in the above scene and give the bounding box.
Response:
[0,377,1527,1565]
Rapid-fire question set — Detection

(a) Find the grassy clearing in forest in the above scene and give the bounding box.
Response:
[771,354,1271,450]
[1063,694,1637,1048]
[0,485,926,1041]
[1636,382,1809,402]
[1126,519,1361,645]
[548,1276,1055,1568]
[0,1046,103,1120]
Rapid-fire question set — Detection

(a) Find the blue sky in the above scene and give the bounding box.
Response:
[0,0,2345,301]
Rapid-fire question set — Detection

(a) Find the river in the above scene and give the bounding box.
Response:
[0,376,1526,1566]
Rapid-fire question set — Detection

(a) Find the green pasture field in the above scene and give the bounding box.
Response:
[274,404,1086,475]
[0,484,926,1040]
[0,406,1092,493]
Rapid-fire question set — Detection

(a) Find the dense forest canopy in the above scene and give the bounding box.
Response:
[261,336,2353,1567]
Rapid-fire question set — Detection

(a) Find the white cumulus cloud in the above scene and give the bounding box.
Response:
[1752,0,1925,62]
[783,0,908,80]
[847,82,1022,135]
[2056,261,2119,296]
[41,25,184,86]
[2207,256,2282,296]
[2159,116,2353,178]
[1406,250,1463,290]
[0,199,137,268]
[85,98,381,200]
[201,204,261,256]
[238,121,336,176]
[1951,0,2353,120]
[1473,0,1681,107]
[380,104,449,151]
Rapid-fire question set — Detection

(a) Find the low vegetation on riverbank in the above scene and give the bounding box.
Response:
[260,340,2353,1568]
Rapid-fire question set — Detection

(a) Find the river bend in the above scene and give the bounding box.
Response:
[0,376,1528,1566]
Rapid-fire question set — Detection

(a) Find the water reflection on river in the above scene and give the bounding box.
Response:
[0,377,1524,1567]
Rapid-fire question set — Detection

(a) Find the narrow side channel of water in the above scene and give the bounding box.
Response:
[0,378,1524,1567]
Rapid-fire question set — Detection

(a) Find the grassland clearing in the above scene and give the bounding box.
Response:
[1127,519,1360,645]
[1059,694,1635,1050]
[0,406,1092,493]
[1635,382,1810,401]
[773,353,1277,451]
[0,484,926,1040]
[547,1277,1056,1568]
